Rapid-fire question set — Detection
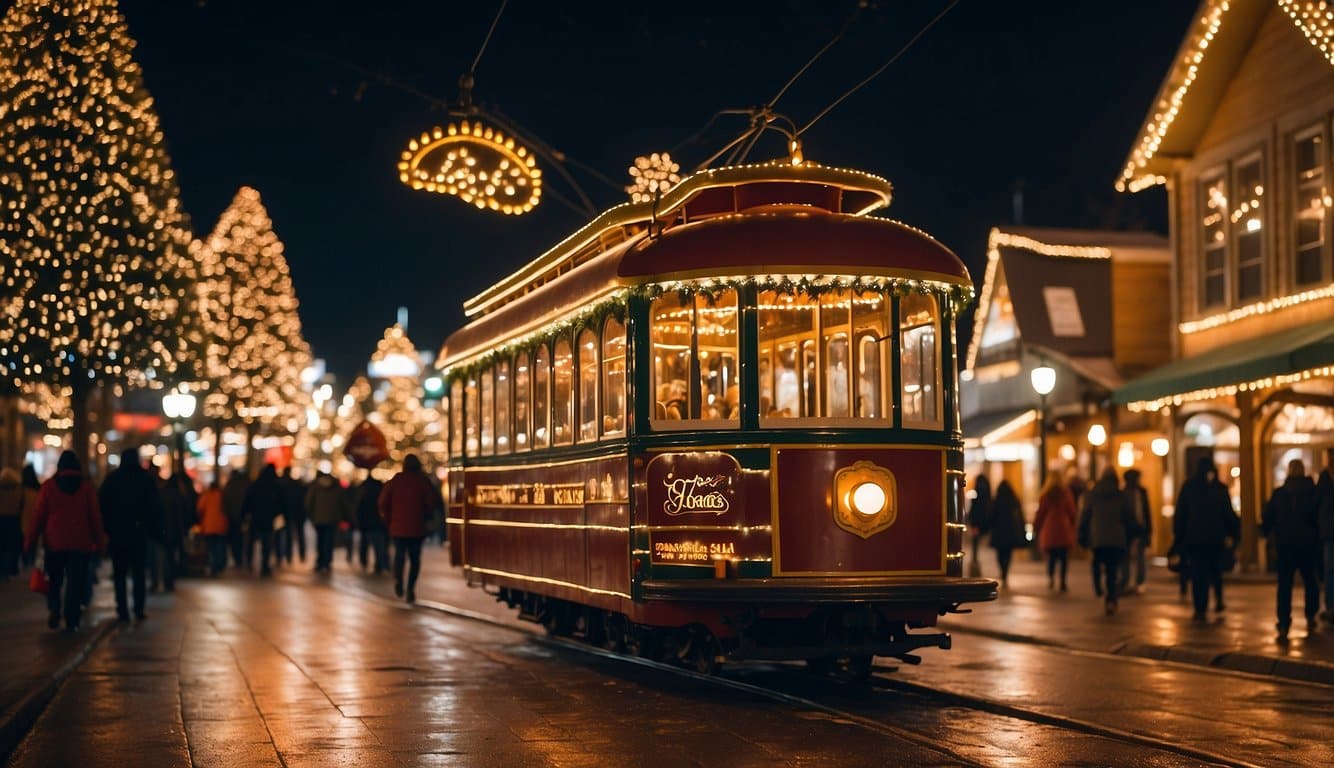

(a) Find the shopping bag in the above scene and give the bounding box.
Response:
[29,566,49,595]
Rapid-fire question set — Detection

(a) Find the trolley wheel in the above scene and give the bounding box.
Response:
[600,614,626,653]
[682,626,720,675]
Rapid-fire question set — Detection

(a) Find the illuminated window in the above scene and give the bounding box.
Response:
[578,328,598,442]
[464,376,479,456]
[821,292,851,417]
[649,289,738,424]
[602,317,626,436]
[1200,172,1228,310]
[1232,153,1264,302]
[480,365,494,455]
[1294,128,1328,286]
[533,345,550,449]
[552,337,574,445]
[494,359,511,454]
[900,293,940,428]
[852,291,890,419]
[449,379,463,457]
[513,352,531,451]
[758,290,816,419]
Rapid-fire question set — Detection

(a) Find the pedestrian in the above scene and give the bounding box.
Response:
[1262,458,1321,641]
[156,471,195,591]
[241,464,285,576]
[1066,467,1088,508]
[966,474,992,578]
[1034,472,1077,592]
[19,465,40,570]
[24,450,106,631]
[98,448,162,621]
[306,470,347,572]
[355,474,389,574]
[1077,467,1137,615]
[1173,456,1239,622]
[988,480,1026,589]
[279,467,307,563]
[1316,447,1334,624]
[222,469,250,568]
[0,468,23,579]
[379,454,440,603]
[196,478,229,576]
[1119,468,1152,595]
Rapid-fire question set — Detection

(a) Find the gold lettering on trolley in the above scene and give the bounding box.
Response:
[662,473,730,515]
[651,540,735,562]
[473,482,584,506]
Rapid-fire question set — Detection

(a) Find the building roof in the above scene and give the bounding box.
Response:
[1117,0,1333,192]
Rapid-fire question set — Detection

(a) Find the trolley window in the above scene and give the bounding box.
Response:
[900,293,941,428]
[533,344,551,449]
[513,352,531,452]
[853,291,890,419]
[649,289,738,427]
[578,328,599,442]
[495,359,511,454]
[449,379,463,457]
[464,375,479,456]
[758,290,817,420]
[552,337,574,445]
[602,317,626,436]
[480,365,495,455]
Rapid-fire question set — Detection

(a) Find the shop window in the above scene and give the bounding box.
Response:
[1199,172,1228,310]
[552,337,574,445]
[900,293,940,428]
[602,317,626,436]
[578,328,599,442]
[494,359,511,454]
[480,365,494,455]
[449,379,463,457]
[1231,153,1265,302]
[649,289,738,424]
[1294,128,1328,286]
[533,345,550,449]
[464,376,479,456]
[513,352,531,451]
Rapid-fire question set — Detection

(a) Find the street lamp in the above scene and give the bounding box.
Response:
[1087,423,1107,478]
[162,387,197,475]
[1030,363,1056,485]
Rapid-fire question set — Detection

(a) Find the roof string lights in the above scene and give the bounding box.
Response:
[1179,284,1334,334]
[1279,1,1334,65]
[397,121,542,215]
[1127,364,1334,412]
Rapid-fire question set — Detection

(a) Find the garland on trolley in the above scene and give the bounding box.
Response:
[442,275,973,383]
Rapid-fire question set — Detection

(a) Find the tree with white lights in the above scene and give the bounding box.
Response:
[0,0,201,467]
[369,324,432,469]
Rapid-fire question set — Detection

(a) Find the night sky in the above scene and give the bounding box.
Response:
[112,0,1199,383]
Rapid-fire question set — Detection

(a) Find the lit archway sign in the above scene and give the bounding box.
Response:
[397,121,542,215]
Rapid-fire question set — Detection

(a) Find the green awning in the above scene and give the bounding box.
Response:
[1113,319,1334,406]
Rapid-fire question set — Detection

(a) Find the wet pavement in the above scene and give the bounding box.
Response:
[2,541,1331,767]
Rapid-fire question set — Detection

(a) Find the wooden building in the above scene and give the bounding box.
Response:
[962,227,1171,526]
[1113,0,1334,568]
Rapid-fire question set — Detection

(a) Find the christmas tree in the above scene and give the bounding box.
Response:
[196,186,312,455]
[0,0,202,464]
[369,324,433,470]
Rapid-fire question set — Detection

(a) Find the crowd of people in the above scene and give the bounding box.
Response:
[2,449,445,632]
[967,448,1334,638]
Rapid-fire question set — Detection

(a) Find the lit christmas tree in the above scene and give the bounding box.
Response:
[196,186,312,453]
[331,374,375,477]
[368,324,433,470]
[0,0,201,463]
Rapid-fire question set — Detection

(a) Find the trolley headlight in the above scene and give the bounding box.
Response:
[850,481,887,516]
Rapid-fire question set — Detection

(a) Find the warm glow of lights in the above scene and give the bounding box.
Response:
[1126,365,1334,412]
[1179,284,1334,333]
[1151,437,1170,457]
[1087,424,1107,447]
[626,152,680,203]
[1279,1,1334,65]
[1117,441,1136,468]
[368,324,434,469]
[397,120,541,215]
[1030,364,1056,396]
[851,481,887,516]
[162,388,197,419]
[1058,443,1077,461]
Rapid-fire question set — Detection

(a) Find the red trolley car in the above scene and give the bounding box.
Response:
[439,162,996,674]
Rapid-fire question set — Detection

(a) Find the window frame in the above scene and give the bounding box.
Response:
[552,336,575,446]
[1292,123,1331,288]
[1198,167,1229,312]
[898,292,943,430]
[1230,150,1266,303]
[601,315,627,437]
[577,327,599,443]
[532,343,551,450]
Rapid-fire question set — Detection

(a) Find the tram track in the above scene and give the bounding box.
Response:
[299,573,1252,767]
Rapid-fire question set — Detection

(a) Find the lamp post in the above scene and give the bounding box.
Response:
[162,387,197,475]
[1087,423,1107,479]
[1030,363,1056,486]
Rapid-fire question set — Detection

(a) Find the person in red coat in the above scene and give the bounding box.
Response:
[1034,473,1077,592]
[25,450,107,631]
[378,454,440,603]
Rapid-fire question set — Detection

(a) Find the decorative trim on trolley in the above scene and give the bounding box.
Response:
[463,519,629,533]
[464,566,631,600]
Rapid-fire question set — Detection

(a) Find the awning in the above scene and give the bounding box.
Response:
[962,408,1036,449]
[1113,319,1334,408]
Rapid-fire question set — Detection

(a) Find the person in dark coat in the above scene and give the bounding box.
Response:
[242,464,285,576]
[222,469,250,567]
[98,448,163,621]
[379,454,441,603]
[1173,456,1240,622]
[1262,459,1321,641]
[1118,468,1152,595]
[306,470,347,572]
[1077,467,1137,615]
[24,451,106,631]
[1316,447,1334,624]
[988,480,1026,588]
[966,474,992,578]
[279,467,308,564]
[1034,473,1077,592]
[355,475,388,574]
[155,471,196,591]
